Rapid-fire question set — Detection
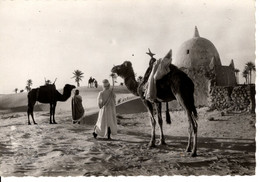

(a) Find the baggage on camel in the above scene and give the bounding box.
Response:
[145,49,172,101]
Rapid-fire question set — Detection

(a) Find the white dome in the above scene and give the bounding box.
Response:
[174,27,222,69]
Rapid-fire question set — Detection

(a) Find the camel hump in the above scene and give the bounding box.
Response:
[38,84,56,102]
[39,84,56,91]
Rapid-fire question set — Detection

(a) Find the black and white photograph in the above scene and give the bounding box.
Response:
[0,0,258,181]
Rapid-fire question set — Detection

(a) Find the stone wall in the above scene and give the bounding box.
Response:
[179,66,255,112]
[209,85,255,112]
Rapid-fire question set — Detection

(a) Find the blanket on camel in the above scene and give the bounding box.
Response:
[37,84,56,101]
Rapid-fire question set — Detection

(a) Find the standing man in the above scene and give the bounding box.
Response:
[93,79,117,139]
[71,89,85,124]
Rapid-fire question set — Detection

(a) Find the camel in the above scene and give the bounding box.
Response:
[111,50,198,157]
[27,84,76,125]
[94,80,98,88]
[88,77,96,88]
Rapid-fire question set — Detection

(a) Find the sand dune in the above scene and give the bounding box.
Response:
[81,97,147,125]
[0,85,132,113]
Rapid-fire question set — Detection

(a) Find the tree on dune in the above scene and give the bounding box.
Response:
[245,62,255,84]
[234,68,240,84]
[72,70,84,87]
[234,68,240,76]
[14,88,18,94]
[242,69,249,84]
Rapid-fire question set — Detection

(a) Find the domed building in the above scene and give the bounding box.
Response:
[173,27,237,107]
[175,26,222,69]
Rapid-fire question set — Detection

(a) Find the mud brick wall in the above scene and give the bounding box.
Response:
[181,66,213,107]
[209,85,255,112]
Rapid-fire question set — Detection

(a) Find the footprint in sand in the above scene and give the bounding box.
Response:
[46,151,64,158]
[84,156,103,164]
[105,155,117,162]
[21,133,31,139]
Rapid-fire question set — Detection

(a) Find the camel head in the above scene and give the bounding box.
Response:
[64,84,76,93]
[111,61,134,79]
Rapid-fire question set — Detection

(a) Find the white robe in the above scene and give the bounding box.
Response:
[94,88,117,137]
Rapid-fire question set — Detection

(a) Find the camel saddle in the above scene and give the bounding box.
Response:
[36,84,56,102]
[141,57,171,100]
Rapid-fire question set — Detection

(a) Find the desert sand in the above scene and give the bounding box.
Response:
[0,86,256,176]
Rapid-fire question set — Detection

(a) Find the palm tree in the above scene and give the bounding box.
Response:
[245,62,256,84]
[14,88,18,93]
[72,70,84,87]
[234,68,240,84]
[242,69,249,84]
[26,79,33,92]
[234,68,240,75]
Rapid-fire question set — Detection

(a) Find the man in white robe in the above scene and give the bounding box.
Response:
[93,79,117,139]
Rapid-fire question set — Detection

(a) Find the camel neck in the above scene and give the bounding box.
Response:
[124,76,139,96]
[57,88,72,101]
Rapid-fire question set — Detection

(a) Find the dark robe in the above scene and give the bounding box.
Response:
[71,95,84,121]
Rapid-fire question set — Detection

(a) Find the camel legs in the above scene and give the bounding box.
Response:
[27,107,32,125]
[174,93,198,157]
[49,103,57,124]
[27,102,37,125]
[191,114,198,156]
[27,108,32,125]
[144,100,156,148]
[155,102,166,145]
[27,112,31,125]
[186,120,192,152]
[49,103,53,124]
[52,102,57,124]
[31,111,37,125]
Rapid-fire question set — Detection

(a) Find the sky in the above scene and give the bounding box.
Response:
[0,0,256,94]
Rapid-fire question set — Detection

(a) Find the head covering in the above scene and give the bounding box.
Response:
[102,79,110,87]
[75,89,79,95]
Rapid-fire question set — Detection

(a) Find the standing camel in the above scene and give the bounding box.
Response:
[27,84,76,125]
[88,77,96,88]
[111,50,198,157]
